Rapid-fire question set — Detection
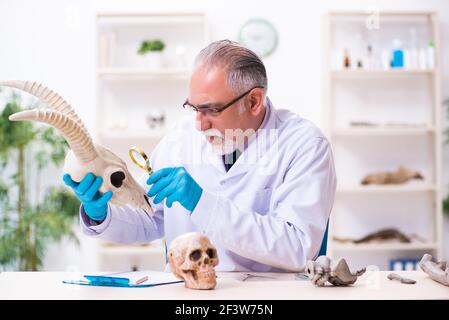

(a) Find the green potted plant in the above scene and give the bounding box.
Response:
[137,39,165,69]
[0,90,80,271]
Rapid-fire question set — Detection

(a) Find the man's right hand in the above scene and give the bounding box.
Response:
[63,173,113,222]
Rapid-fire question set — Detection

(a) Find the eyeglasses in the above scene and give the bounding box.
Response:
[182,86,265,117]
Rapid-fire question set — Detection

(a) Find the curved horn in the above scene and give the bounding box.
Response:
[9,109,97,163]
[0,80,84,126]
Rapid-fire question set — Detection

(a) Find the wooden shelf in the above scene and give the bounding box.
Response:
[337,184,436,194]
[97,68,190,79]
[333,127,435,136]
[332,69,435,78]
[99,130,165,140]
[98,244,165,255]
[329,11,435,17]
[97,13,206,26]
[332,242,437,252]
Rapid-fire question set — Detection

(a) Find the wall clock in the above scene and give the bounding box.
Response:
[238,18,278,58]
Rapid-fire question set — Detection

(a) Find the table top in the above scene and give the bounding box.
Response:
[0,270,448,300]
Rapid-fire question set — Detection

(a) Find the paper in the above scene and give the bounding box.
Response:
[63,270,182,288]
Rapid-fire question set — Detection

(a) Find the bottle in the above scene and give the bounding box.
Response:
[404,49,411,69]
[409,28,418,69]
[391,39,404,68]
[405,261,415,271]
[343,48,351,69]
[427,41,435,70]
[419,47,427,69]
[364,45,374,70]
[381,49,390,70]
[393,260,403,271]
[410,48,419,69]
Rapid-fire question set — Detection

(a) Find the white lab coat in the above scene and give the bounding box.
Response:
[80,98,337,272]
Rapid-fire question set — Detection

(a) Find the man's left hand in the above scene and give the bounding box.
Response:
[147,167,203,213]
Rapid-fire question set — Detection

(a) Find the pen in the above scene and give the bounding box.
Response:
[136,276,148,285]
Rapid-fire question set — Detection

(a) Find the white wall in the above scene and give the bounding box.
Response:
[0,0,448,271]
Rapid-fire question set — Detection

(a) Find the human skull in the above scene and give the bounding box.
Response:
[2,80,152,215]
[169,232,219,290]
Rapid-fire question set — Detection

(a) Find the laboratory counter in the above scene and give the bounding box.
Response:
[0,271,448,300]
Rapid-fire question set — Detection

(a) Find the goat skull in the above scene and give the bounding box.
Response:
[1,80,153,215]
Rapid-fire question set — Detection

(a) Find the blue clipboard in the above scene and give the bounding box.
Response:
[63,271,182,288]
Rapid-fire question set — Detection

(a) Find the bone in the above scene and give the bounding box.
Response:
[361,166,423,185]
[0,80,97,162]
[333,228,411,244]
[9,108,97,163]
[419,254,449,287]
[329,259,365,286]
[0,80,84,125]
[3,80,97,163]
[387,273,416,284]
[306,256,365,287]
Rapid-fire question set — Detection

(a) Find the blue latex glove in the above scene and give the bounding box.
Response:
[63,172,113,221]
[147,167,203,213]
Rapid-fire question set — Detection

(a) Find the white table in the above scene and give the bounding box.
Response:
[0,271,447,300]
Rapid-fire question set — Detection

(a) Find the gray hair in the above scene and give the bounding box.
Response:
[194,40,268,96]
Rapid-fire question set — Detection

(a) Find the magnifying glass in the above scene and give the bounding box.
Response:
[129,146,153,175]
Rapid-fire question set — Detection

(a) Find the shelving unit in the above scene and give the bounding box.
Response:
[324,11,442,270]
[95,12,209,271]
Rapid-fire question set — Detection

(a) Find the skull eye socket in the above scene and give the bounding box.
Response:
[190,250,202,261]
[206,249,216,259]
[111,171,126,188]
